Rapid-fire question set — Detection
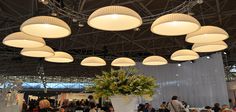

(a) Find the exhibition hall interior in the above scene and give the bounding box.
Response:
[0,0,236,112]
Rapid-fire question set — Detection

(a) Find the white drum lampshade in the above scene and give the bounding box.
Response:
[20,16,71,38]
[21,46,54,58]
[81,56,106,66]
[186,26,229,43]
[111,57,136,67]
[142,56,168,66]
[88,5,142,31]
[3,32,45,48]
[151,13,200,36]
[171,49,199,61]
[45,51,74,63]
[192,41,228,52]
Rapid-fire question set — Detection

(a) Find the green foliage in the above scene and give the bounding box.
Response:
[89,68,158,98]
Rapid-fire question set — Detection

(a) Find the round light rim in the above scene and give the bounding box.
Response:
[45,51,74,63]
[21,46,54,58]
[151,13,200,36]
[20,16,71,38]
[186,26,229,43]
[142,55,168,66]
[3,32,45,48]
[81,56,106,66]
[192,41,228,52]
[111,57,136,67]
[88,5,142,31]
[171,49,199,61]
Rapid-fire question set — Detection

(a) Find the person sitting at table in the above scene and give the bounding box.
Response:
[159,102,169,112]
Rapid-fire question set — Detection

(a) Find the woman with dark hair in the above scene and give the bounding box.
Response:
[212,103,221,112]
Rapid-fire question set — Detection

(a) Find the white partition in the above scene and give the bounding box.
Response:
[136,53,228,108]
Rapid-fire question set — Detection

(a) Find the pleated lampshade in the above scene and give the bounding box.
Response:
[143,56,168,66]
[192,41,228,52]
[20,16,71,38]
[3,32,45,48]
[88,5,142,31]
[171,49,199,61]
[45,51,74,63]
[81,56,106,66]
[151,13,200,36]
[21,46,54,58]
[111,57,136,67]
[186,26,229,43]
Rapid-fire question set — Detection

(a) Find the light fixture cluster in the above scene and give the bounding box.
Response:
[2,16,74,63]
[3,5,229,67]
[85,5,229,66]
[186,26,228,53]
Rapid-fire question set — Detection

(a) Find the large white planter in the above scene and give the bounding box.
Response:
[110,95,138,112]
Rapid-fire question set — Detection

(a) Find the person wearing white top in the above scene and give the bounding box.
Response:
[167,96,185,112]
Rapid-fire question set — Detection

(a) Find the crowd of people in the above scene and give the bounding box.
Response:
[137,96,234,112]
[22,95,114,112]
[22,95,235,112]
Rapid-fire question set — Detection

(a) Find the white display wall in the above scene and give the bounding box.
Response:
[136,53,228,108]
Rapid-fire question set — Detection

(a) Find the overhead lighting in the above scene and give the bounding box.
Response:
[111,57,135,67]
[45,51,73,63]
[20,16,71,38]
[39,0,49,5]
[171,49,199,61]
[21,46,54,58]
[88,5,142,31]
[3,32,45,48]
[142,56,168,66]
[206,56,210,59]
[186,26,229,43]
[151,13,200,36]
[177,63,182,67]
[81,56,106,66]
[192,41,228,52]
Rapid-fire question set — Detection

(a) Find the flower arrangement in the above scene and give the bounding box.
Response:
[90,68,158,98]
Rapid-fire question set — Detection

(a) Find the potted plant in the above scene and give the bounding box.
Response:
[90,68,157,112]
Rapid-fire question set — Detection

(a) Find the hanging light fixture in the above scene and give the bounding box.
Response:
[88,5,142,31]
[81,56,106,66]
[192,41,228,52]
[21,46,54,58]
[111,57,136,67]
[171,49,199,61]
[3,32,45,48]
[151,13,200,36]
[20,16,71,38]
[45,51,73,63]
[186,26,229,43]
[142,56,168,66]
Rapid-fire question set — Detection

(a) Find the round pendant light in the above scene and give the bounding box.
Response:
[186,26,229,43]
[192,41,228,52]
[45,51,73,63]
[3,32,45,48]
[143,56,168,66]
[21,46,54,58]
[151,13,200,36]
[20,16,71,38]
[81,56,106,66]
[111,57,136,67]
[171,49,199,61]
[88,5,142,31]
